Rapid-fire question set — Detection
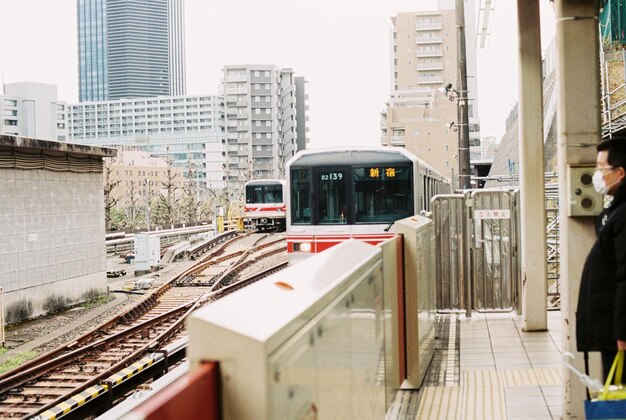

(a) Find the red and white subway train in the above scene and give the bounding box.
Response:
[244,179,286,232]
[286,146,450,257]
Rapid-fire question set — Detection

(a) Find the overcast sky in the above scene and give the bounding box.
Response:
[0,0,555,148]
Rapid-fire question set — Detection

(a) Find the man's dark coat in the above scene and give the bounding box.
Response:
[576,181,626,351]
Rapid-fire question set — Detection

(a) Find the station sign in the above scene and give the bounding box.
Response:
[474,209,511,220]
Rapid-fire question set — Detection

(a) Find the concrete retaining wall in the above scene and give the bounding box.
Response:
[0,168,107,323]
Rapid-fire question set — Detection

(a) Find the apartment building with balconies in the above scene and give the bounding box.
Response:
[222,64,303,190]
[382,0,480,181]
[67,94,225,189]
[0,82,68,142]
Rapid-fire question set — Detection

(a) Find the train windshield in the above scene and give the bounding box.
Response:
[246,184,283,204]
[353,165,413,223]
[290,169,312,223]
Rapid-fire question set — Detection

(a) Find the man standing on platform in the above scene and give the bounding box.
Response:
[577,137,626,380]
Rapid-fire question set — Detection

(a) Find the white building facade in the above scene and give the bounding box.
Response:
[0,82,68,142]
[67,94,225,189]
[222,65,300,189]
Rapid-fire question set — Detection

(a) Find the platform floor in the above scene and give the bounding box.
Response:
[388,310,563,420]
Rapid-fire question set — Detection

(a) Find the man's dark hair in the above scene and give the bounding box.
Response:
[597,137,626,169]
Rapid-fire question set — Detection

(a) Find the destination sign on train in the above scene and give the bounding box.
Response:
[368,167,396,178]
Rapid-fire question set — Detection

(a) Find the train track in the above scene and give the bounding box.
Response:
[0,233,287,419]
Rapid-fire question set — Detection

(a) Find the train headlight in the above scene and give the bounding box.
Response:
[296,242,312,252]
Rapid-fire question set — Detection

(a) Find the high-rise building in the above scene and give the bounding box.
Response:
[67,94,225,189]
[77,0,186,102]
[294,77,310,152]
[222,65,301,190]
[382,0,480,181]
[0,82,68,142]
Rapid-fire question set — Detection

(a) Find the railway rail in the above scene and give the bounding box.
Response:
[0,232,287,419]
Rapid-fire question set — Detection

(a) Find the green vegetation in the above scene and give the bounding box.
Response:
[82,294,113,311]
[0,350,38,374]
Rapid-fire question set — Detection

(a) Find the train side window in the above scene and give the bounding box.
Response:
[291,169,312,224]
[353,165,412,223]
[317,169,348,224]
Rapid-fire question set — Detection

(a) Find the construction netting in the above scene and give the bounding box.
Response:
[602,0,626,44]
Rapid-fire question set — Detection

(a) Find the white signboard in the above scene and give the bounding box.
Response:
[474,209,511,220]
[28,234,38,242]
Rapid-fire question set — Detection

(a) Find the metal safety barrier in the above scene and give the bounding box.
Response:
[432,188,521,314]
[469,189,519,312]
[431,194,469,313]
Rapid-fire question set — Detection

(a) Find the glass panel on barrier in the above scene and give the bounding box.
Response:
[353,165,413,223]
[291,169,312,224]
[318,169,348,224]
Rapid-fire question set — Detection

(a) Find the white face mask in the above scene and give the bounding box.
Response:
[593,170,609,194]
[592,169,621,195]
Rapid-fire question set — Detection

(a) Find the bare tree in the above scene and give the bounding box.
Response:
[151,152,179,228]
[103,157,121,231]
[124,180,144,230]
[179,158,200,225]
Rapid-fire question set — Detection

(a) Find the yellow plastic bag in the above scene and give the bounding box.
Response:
[599,351,626,401]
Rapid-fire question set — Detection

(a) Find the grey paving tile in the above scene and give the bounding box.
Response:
[504,385,542,397]
[530,363,562,369]
[506,404,551,416]
[541,386,562,397]
[492,348,527,356]
[519,335,554,342]
[460,365,497,371]
[505,396,546,407]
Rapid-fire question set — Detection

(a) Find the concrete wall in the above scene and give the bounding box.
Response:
[0,168,107,323]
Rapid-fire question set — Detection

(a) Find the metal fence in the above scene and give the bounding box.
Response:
[432,189,520,314]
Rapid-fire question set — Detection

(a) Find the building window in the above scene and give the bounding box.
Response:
[3,109,17,116]
[3,119,17,126]
[4,99,17,107]
[254,70,260,77]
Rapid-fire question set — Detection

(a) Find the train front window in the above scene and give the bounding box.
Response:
[291,169,312,224]
[318,169,347,224]
[246,184,283,204]
[353,165,413,223]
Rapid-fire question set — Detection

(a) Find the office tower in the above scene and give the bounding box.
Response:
[0,82,68,142]
[382,0,479,181]
[77,0,186,102]
[222,65,302,190]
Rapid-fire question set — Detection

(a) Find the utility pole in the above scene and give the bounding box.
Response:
[456,0,471,189]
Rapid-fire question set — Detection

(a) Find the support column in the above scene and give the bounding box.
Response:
[555,1,601,418]
[517,1,547,331]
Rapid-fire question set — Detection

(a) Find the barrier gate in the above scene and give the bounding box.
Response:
[432,189,520,313]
